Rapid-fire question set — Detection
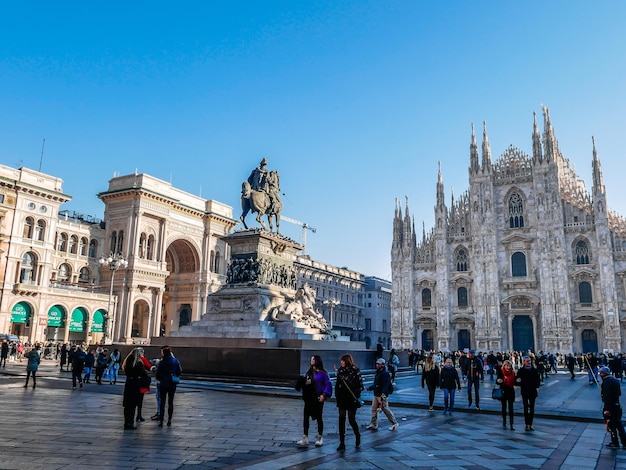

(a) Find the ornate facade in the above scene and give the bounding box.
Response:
[391,108,626,354]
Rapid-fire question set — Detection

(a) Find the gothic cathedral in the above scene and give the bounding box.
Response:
[391,108,626,354]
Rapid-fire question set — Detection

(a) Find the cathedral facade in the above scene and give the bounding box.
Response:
[391,108,626,354]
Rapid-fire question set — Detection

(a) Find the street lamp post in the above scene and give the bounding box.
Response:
[99,253,128,344]
[323,298,339,330]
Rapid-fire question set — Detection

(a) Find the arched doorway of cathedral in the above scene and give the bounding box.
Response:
[131,300,151,339]
[458,330,470,350]
[162,239,201,336]
[581,329,598,353]
[512,315,535,352]
[422,330,434,351]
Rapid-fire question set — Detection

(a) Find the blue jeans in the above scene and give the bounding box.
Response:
[588,367,598,384]
[443,388,456,412]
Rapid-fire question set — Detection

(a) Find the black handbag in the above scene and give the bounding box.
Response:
[341,377,364,408]
[491,385,503,400]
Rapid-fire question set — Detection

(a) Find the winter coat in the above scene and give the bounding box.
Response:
[155,353,182,390]
[25,350,41,372]
[335,365,363,410]
[440,365,461,390]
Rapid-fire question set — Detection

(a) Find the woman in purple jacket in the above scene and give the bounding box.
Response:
[295,355,332,447]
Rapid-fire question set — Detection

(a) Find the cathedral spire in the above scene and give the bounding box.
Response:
[481,121,492,172]
[542,106,557,164]
[470,122,479,174]
[436,161,445,209]
[532,111,543,164]
[592,136,605,196]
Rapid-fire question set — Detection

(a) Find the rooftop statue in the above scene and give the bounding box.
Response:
[241,157,282,232]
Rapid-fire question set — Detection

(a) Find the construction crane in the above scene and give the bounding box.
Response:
[280,215,316,252]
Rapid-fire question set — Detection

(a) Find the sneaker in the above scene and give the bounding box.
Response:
[296,435,309,446]
[475,406,480,411]
[315,435,323,447]
[389,423,398,431]
[428,406,434,412]
[366,424,378,431]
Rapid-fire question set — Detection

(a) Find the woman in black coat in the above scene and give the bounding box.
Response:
[335,354,363,451]
[122,348,150,430]
[515,356,541,431]
[496,360,516,430]
[422,355,440,411]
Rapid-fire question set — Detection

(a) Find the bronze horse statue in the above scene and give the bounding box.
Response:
[240,171,282,232]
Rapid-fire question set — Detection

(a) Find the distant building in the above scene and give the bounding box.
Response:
[363,276,392,350]
[391,108,626,354]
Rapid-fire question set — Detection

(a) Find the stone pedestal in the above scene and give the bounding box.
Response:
[171,229,334,341]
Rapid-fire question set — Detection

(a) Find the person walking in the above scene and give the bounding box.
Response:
[122,348,150,430]
[388,349,400,384]
[136,348,153,423]
[565,353,577,379]
[599,366,626,448]
[366,358,399,431]
[496,359,516,430]
[23,345,41,388]
[294,355,332,447]
[83,349,96,384]
[515,356,541,431]
[585,353,599,385]
[461,350,483,411]
[422,354,440,411]
[108,348,121,384]
[440,357,461,415]
[155,346,183,427]
[335,354,363,451]
[71,345,87,389]
[95,348,108,385]
[0,340,8,367]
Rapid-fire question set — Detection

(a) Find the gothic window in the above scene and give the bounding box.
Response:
[422,288,432,308]
[457,286,468,307]
[116,231,124,253]
[20,252,37,283]
[456,248,468,271]
[68,235,78,254]
[209,250,215,272]
[579,281,593,304]
[511,252,527,277]
[88,239,97,258]
[79,237,88,256]
[35,219,46,241]
[78,267,90,283]
[214,251,221,274]
[575,240,590,264]
[508,193,525,228]
[57,233,68,252]
[58,263,71,282]
[23,217,34,238]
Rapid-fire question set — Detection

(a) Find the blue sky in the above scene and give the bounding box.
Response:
[1,2,626,280]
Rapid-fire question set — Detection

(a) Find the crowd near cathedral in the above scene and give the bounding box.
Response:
[391,107,626,355]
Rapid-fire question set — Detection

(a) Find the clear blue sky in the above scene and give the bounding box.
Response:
[2,2,625,280]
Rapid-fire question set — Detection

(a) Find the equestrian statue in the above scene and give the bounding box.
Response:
[241,157,282,232]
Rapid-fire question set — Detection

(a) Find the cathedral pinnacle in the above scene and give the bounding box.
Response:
[470,122,479,174]
[532,111,543,164]
[481,121,492,171]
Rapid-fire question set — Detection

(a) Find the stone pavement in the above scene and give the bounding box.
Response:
[0,359,625,469]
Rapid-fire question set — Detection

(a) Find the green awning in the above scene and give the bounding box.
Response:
[47,305,65,327]
[11,302,31,323]
[91,310,106,333]
[69,308,86,332]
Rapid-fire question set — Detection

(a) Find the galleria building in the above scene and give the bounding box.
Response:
[391,108,626,354]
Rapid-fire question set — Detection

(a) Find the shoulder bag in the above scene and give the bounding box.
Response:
[341,377,363,408]
[491,385,503,400]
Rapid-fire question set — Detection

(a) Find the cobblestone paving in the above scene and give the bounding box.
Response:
[0,361,624,469]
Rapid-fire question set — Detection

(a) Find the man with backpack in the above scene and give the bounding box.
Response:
[366,358,398,432]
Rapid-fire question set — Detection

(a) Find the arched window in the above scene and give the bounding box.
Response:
[508,193,525,228]
[20,252,37,283]
[579,281,593,304]
[209,250,215,272]
[58,263,71,282]
[116,230,124,253]
[88,239,97,258]
[214,251,221,274]
[35,219,46,241]
[57,233,68,252]
[23,217,34,239]
[110,231,117,253]
[147,235,155,260]
[79,267,90,283]
[456,248,468,271]
[422,288,432,308]
[457,286,468,307]
[575,240,590,265]
[68,235,78,254]
[511,252,527,277]
[138,233,147,258]
[79,237,88,256]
